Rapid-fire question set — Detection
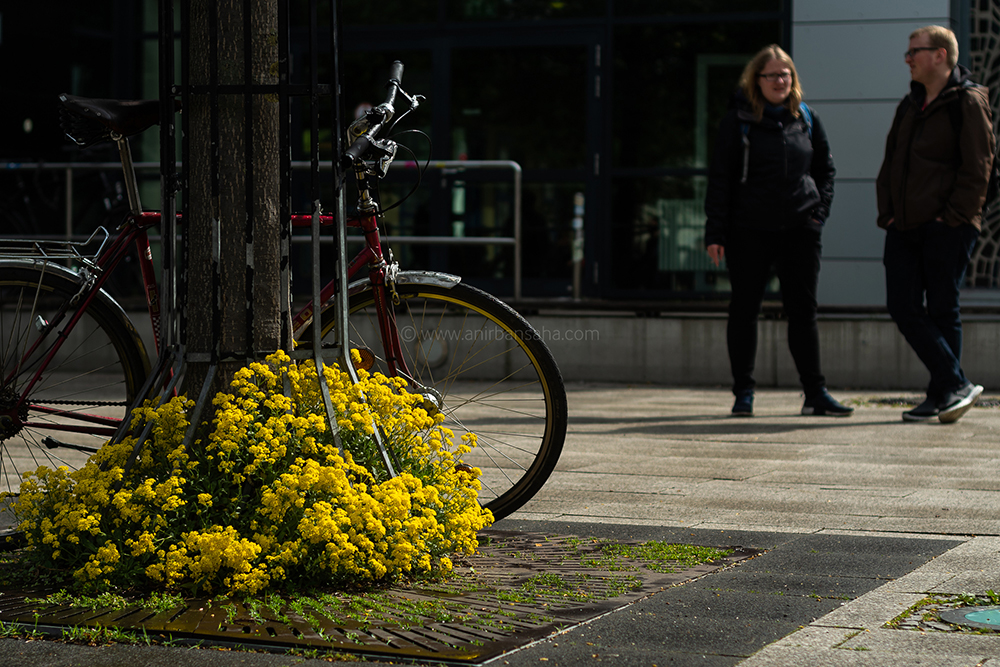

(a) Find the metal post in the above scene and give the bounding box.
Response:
[572,191,584,300]
[64,167,73,241]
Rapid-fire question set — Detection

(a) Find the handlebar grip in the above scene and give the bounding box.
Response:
[383,61,404,109]
[389,60,404,84]
[344,135,372,166]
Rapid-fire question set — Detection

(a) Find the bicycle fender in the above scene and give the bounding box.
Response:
[0,259,150,373]
[347,270,461,296]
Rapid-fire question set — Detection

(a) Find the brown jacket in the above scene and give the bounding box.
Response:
[876,66,994,231]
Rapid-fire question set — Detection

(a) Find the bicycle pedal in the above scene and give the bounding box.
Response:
[352,347,376,372]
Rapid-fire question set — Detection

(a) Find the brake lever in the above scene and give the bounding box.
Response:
[371,139,397,178]
[347,102,394,143]
[386,91,425,133]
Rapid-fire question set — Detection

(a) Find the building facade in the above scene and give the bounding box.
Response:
[3,1,998,307]
[339,0,1000,306]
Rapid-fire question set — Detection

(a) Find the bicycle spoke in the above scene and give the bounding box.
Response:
[0,266,147,497]
[328,283,565,519]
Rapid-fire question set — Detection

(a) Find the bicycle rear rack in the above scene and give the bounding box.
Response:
[0,227,110,263]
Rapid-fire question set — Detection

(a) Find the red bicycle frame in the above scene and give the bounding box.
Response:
[13,196,407,438]
[11,212,162,436]
[289,209,409,378]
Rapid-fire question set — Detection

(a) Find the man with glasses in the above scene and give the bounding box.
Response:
[876,25,994,423]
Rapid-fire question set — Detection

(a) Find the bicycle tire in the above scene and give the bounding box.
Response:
[0,264,149,542]
[312,281,567,521]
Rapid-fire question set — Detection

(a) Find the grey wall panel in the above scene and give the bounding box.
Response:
[794,0,948,23]
[822,181,884,260]
[806,101,899,179]
[794,22,932,100]
[817,258,885,306]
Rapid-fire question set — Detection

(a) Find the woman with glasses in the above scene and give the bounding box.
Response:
[704,44,852,417]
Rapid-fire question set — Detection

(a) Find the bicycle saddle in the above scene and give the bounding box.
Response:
[58,94,179,146]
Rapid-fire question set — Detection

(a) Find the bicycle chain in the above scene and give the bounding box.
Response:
[36,398,128,407]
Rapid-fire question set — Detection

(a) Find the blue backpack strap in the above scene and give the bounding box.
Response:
[740,122,751,183]
[799,101,813,140]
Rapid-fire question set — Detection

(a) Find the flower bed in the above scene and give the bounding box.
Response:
[11,352,492,595]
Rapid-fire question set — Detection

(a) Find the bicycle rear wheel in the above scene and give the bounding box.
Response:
[315,281,567,521]
[0,265,149,508]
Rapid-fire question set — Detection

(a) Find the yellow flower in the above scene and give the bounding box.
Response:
[11,350,492,595]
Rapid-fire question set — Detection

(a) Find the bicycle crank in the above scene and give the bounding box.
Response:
[0,387,27,441]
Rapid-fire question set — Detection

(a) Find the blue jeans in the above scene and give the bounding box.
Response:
[883,222,979,400]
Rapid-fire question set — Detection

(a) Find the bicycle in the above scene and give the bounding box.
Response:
[0,62,567,526]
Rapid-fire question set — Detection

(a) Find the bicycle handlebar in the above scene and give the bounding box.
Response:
[343,61,406,168]
[385,60,404,109]
[344,135,373,164]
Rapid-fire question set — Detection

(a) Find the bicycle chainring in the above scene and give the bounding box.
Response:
[0,386,27,441]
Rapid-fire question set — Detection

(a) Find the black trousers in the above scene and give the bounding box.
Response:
[725,225,825,397]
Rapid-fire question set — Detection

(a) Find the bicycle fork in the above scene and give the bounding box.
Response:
[354,172,410,380]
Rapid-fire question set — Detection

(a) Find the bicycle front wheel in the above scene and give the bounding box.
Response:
[0,265,149,497]
[319,281,567,521]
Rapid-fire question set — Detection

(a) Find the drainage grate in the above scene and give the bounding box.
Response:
[0,531,758,663]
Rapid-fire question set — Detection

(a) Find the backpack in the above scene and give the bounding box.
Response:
[740,101,812,184]
[892,82,1000,214]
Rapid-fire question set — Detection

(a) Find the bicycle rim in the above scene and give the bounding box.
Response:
[324,281,567,521]
[0,266,147,500]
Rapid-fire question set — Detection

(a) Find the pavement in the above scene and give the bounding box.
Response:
[3,384,1000,665]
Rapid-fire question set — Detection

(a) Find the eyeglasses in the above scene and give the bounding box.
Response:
[904,46,941,59]
[758,71,792,82]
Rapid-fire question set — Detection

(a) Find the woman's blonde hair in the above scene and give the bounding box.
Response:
[738,44,803,121]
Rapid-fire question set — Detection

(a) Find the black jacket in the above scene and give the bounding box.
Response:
[704,91,836,247]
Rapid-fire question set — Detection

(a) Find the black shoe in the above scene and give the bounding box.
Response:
[902,397,939,422]
[938,382,983,424]
[801,389,854,417]
[731,391,754,417]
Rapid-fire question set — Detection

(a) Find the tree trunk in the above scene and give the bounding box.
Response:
[185,0,285,396]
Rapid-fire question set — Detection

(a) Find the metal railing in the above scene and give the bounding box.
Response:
[1,159,524,298]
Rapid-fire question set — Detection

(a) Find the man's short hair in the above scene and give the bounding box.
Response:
[911,25,959,69]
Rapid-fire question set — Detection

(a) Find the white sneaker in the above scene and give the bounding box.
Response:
[938,383,983,424]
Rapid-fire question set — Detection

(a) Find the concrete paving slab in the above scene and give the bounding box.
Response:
[875,571,958,594]
[7,383,1000,666]
[519,386,1000,537]
[489,386,1000,665]
[840,627,1000,656]
[929,572,1000,594]
[806,590,924,629]
[742,644,983,666]
[697,569,882,601]
[749,625,860,649]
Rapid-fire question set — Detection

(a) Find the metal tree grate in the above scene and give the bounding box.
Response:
[0,531,758,663]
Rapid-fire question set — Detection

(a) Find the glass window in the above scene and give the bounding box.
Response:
[609,175,728,294]
[447,0,604,20]
[451,46,587,169]
[519,182,580,286]
[341,0,438,25]
[441,181,581,294]
[615,0,782,16]
[612,22,780,169]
